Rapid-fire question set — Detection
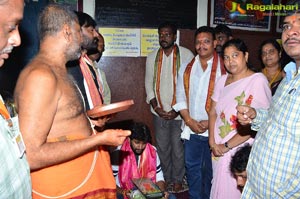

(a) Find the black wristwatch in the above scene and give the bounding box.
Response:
[224,142,232,150]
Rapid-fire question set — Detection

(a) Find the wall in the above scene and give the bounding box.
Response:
[0,0,283,143]
[83,0,207,28]
[99,31,281,143]
[102,29,195,137]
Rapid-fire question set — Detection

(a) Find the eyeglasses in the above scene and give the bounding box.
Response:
[261,49,276,57]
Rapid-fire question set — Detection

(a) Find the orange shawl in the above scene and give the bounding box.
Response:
[0,98,10,120]
[183,52,226,113]
[153,45,180,109]
[79,54,103,107]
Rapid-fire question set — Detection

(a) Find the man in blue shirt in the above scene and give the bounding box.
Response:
[237,4,300,198]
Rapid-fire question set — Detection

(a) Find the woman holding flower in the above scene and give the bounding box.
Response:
[208,39,272,199]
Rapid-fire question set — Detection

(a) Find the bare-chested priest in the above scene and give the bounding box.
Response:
[14,5,130,199]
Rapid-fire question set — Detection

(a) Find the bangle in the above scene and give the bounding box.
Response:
[153,106,159,112]
[224,142,232,150]
[210,144,216,150]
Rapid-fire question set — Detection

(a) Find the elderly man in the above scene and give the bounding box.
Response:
[14,4,130,198]
[0,0,31,198]
[237,3,300,198]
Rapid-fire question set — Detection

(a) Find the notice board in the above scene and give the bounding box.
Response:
[95,0,197,29]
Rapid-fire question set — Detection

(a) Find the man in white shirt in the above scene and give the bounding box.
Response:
[145,22,194,192]
[173,26,226,199]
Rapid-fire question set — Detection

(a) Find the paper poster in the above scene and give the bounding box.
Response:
[98,28,140,57]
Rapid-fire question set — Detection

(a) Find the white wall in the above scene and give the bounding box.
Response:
[197,0,208,27]
[83,0,94,18]
[83,0,208,28]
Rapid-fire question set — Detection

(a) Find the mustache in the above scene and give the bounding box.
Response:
[0,46,13,54]
[284,37,300,44]
[196,47,207,51]
[93,37,99,44]
[159,40,167,44]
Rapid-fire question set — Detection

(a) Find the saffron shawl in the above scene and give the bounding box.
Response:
[79,54,103,106]
[183,52,226,113]
[153,45,180,109]
[0,97,10,120]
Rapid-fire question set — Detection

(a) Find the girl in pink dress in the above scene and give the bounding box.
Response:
[208,39,272,199]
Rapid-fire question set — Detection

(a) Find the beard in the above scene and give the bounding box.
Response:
[82,35,98,51]
[159,40,174,49]
[133,149,143,155]
[215,45,222,53]
[87,47,99,56]
[0,46,13,55]
[130,142,145,155]
[67,41,82,61]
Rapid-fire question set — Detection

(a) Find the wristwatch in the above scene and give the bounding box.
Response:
[224,142,232,150]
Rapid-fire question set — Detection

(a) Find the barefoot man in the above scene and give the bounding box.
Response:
[14,5,130,198]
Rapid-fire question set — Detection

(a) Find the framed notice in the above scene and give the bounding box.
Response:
[210,0,272,32]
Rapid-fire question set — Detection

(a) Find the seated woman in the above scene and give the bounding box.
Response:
[259,39,284,95]
[209,39,272,199]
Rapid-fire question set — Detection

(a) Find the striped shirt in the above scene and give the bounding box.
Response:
[242,69,300,198]
[0,115,31,198]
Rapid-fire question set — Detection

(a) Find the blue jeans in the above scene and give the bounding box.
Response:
[185,134,212,199]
